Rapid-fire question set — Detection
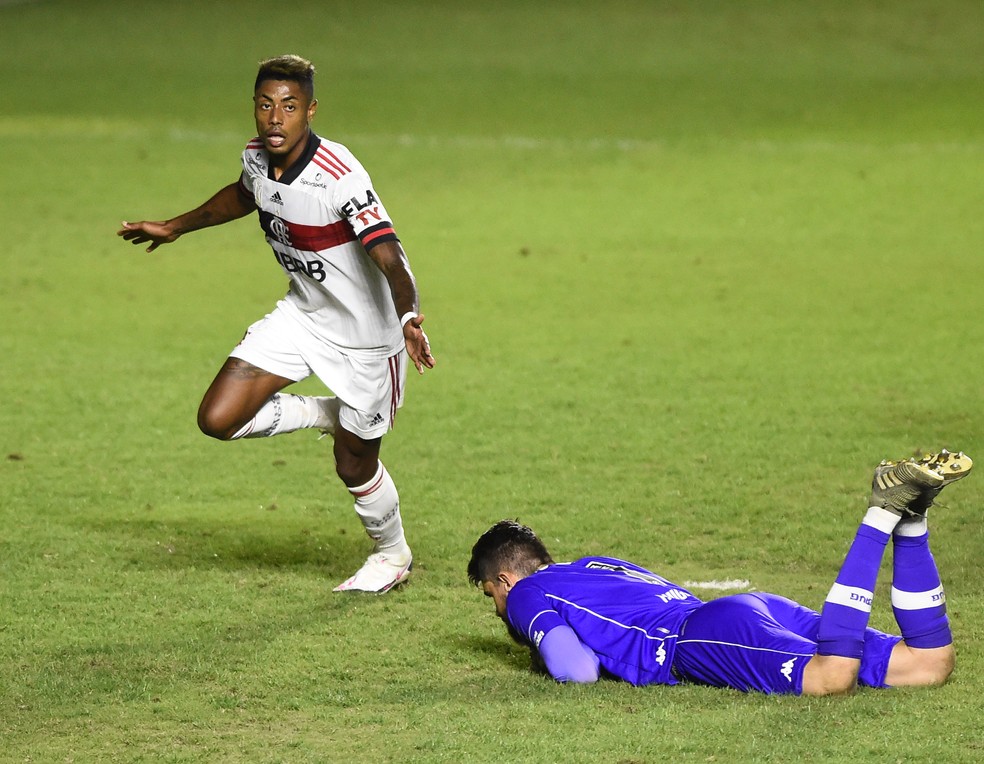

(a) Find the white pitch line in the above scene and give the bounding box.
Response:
[684,579,752,591]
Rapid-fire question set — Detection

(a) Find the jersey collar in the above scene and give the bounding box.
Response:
[269,130,320,186]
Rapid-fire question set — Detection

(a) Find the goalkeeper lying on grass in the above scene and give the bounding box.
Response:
[468,450,971,695]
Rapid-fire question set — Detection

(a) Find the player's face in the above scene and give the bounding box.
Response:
[253,79,318,168]
[482,579,511,622]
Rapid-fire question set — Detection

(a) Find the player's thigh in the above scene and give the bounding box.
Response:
[226,307,315,384]
[310,349,407,439]
[198,357,295,434]
[199,310,313,436]
[741,593,902,691]
[674,594,816,694]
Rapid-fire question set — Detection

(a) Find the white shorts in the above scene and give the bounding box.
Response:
[229,304,406,439]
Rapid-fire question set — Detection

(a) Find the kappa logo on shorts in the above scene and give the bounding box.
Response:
[780,657,797,682]
[368,413,385,427]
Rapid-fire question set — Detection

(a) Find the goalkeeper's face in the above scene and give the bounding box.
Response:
[482,579,510,621]
[481,571,522,623]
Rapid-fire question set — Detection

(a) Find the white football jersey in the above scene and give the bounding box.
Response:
[238,132,404,358]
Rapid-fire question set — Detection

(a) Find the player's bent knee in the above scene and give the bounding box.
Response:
[801,654,859,697]
[917,648,955,687]
[332,429,382,487]
[335,456,375,487]
[940,650,956,682]
[197,406,240,441]
[802,677,857,697]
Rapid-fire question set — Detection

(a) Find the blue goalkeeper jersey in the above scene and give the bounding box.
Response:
[506,557,704,686]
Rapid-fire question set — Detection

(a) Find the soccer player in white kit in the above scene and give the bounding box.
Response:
[118,54,434,593]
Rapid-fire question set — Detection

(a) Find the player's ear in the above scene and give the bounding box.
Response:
[498,571,519,590]
[308,99,318,120]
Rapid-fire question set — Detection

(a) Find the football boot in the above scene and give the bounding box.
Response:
[334,549,413,594]
[870,459,943,516]
[905,449,973,515]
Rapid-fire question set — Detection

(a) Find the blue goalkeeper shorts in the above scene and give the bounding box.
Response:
[672,593,902,694]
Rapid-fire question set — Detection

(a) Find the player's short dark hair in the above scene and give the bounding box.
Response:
[468,520,554,586]
[255,54,316,99]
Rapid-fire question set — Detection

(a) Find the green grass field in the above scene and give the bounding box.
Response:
[2,0,983,761]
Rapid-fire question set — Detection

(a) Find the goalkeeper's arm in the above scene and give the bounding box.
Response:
[536,626,600,683]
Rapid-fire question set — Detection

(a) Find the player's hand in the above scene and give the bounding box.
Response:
[403,313,435,375]
[117,220,179,252]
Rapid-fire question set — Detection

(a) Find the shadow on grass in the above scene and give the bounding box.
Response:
[87,514,372,578]
[456,633,536,673]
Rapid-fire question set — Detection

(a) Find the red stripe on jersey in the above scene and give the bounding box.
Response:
[285,218,357,251]
[316,146,352,175]
[361,227,397,245]
[311,154,343,180]
[247,137,263,149]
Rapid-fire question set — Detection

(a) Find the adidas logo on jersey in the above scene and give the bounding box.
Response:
[269,191,284,205]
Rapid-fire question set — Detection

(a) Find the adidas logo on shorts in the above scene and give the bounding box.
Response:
[369,413,384,427]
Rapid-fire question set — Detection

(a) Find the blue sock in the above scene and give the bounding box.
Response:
[891,524,951,649]
[816,508,897,658]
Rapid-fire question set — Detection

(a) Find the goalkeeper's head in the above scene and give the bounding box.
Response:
[468,519,554,588]
[468,520,554,625]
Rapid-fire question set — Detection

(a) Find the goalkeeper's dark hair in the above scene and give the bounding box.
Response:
[468,520,554,586]
[255,54,315,99]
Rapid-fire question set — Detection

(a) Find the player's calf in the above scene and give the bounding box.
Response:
[884,644,955,688]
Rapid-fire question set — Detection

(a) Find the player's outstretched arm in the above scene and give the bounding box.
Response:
[118,182,257,252]
[368,240,436,374]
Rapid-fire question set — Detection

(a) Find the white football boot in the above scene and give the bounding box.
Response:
[333,548,413,593]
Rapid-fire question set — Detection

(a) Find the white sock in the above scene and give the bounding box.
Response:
[231,394,339,439]
[894,515,929,537]
[348,462,409,557]
[863,506,902,535]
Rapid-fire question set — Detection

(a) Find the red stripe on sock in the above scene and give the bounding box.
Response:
[350,469,385,498]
